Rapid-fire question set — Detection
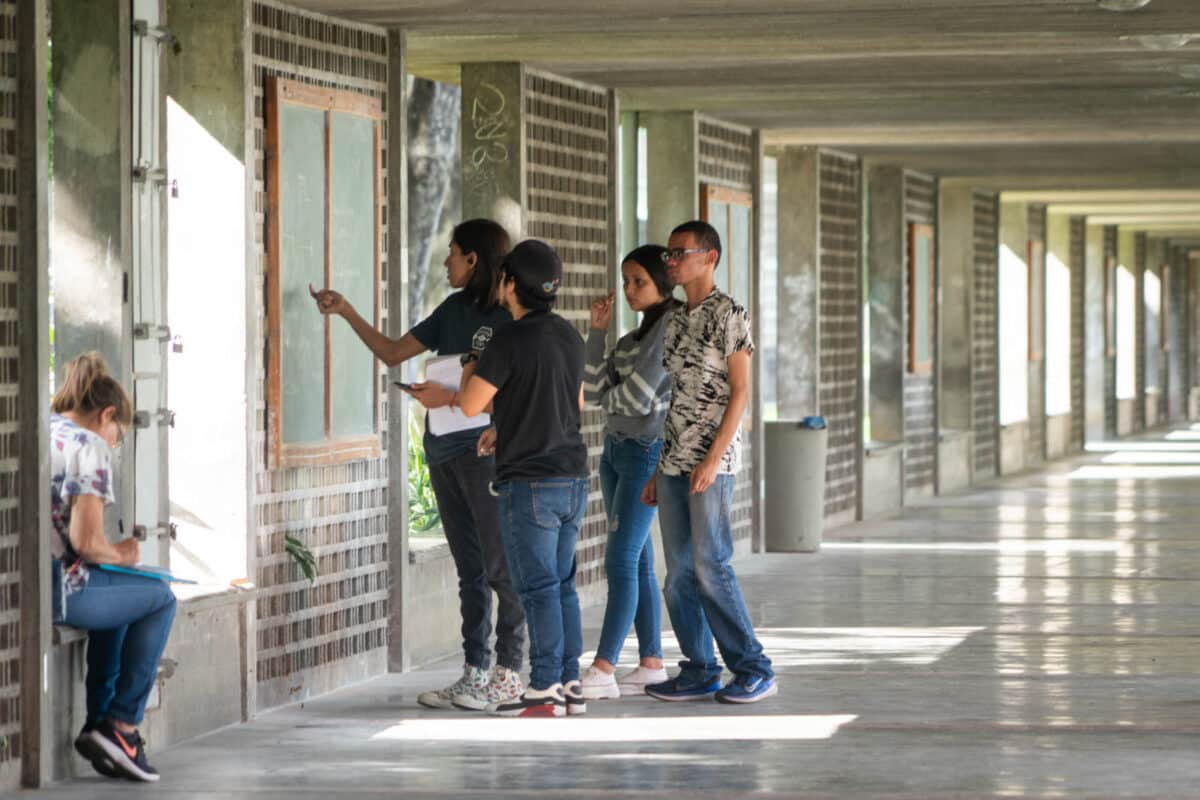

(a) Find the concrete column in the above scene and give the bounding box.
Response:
[1084,224,1106,442]
[936,181,975,492]
[861,163,905,516]
[461,62,526,240]
[774,146,820,418]
[642,110,697,244]
[749,131,765,553]
[50,0,133,522]
[386,30,410,672]
[1115,228,1137,435]
[17,0,50,787]
[865,163,905,444]
[1044,211,1072,458]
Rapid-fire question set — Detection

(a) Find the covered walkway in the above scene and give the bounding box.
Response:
[24,425,1200,800]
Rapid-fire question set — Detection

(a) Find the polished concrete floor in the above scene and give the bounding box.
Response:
[20,426,1200,798]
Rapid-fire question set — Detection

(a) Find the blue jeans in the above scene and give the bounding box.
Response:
[656,473,773,683]
[495,478,588,690]
[63,568,178,726]
[596,436,663,665]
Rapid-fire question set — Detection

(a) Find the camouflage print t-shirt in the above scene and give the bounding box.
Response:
[659,288,754,476]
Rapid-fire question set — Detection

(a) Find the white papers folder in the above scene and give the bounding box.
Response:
[425,355,490,436]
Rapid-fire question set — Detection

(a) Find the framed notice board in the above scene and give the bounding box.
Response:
[266,77,383,468]
[908,223,934,376]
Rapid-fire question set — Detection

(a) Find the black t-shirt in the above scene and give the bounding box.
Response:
[409,292,511,465]
[474,311,588,482]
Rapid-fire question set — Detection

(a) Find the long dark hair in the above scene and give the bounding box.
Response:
[624,244,679,341]
[453,218,511,312]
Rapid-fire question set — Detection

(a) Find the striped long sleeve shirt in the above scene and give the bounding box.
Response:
[583,313,673,442]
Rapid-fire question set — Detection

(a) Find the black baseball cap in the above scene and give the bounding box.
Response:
[502,239,563,300]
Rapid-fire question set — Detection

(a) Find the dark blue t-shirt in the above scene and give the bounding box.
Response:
[410,292,511,464]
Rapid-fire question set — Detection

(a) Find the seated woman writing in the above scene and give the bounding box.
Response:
[51,352,177,783]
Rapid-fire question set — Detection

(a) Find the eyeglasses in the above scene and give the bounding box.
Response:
[661,248,711,263]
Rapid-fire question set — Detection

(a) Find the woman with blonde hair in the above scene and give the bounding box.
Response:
[51,352,176,782]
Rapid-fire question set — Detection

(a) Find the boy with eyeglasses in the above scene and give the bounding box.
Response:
[641,220,777,704]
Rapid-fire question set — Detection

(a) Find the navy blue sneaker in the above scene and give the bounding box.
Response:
[644,674,721,702]
[715,674,778,704]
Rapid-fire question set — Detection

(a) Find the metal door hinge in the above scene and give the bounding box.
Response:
[132,522,177,541]
[132,166,167,183]
[134,323,171,341]
[132,20,182,54]
[133,408,176,429]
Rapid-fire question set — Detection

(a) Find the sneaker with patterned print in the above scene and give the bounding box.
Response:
[417,664,488,710]
[453,664,524,710]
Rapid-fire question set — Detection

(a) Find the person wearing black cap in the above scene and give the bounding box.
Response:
[455,239,590,718]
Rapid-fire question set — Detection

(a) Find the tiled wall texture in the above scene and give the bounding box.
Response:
[522,68,612,586]
[698,116,755,543]
[903,171,936,495]
[251,1,391,701]
[972,191,999,478]
[819,151,861,519]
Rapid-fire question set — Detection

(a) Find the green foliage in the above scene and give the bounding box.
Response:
[408,416,442,535]
[284,535,318,583]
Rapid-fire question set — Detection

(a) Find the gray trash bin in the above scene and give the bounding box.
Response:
[765,419,828,553]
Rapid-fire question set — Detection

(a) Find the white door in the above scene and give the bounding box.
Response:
[131,0,171,566]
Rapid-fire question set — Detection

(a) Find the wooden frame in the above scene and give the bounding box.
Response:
[699,183,755,424]
[907,223,935,376]
[1027,239,1044,362]
[699,183,754,299]
[1104,255,1116,358]
[266,77,384,469]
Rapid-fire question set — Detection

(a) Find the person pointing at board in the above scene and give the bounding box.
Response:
[311,219,528,712]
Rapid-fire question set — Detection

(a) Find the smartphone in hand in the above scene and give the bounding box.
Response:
[392,381,415,392]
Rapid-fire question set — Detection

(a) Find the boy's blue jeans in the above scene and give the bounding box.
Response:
[656,472,773,684]
[495,477,588,690]
[62,568,177,725]
[595,435,663,666]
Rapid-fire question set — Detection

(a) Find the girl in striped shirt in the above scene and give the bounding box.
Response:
[579,245,680,700]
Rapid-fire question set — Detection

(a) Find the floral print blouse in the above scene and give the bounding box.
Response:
[50,413,115,594]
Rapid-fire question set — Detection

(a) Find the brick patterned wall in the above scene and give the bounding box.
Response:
[903,171,935,494]
[1104,227,1117,436]
[522,69,611,585]
[1134,233,1146,430]
[0,0,19,769]
[698,116,754,542]
[972,191,998,478]
[1026,204,1046,461]
[251,1,390,697]
[1069,217,1086,450]
[819,151,860,518]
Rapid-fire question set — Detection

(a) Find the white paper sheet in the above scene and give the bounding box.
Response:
[425,355,491,436]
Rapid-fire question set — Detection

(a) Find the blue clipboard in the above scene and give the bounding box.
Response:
[95,563,198,584]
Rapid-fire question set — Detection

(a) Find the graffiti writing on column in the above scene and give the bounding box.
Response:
[468,81,509,193]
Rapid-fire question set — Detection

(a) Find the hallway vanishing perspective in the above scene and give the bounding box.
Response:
[25,424,1200,799]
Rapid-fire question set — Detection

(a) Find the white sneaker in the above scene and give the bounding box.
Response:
[486,684,566,717]
[580,665,620,700]
[617,666,669,696]
[453,664,525,711]
[418,664,488,709]
[564,680,587,715]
